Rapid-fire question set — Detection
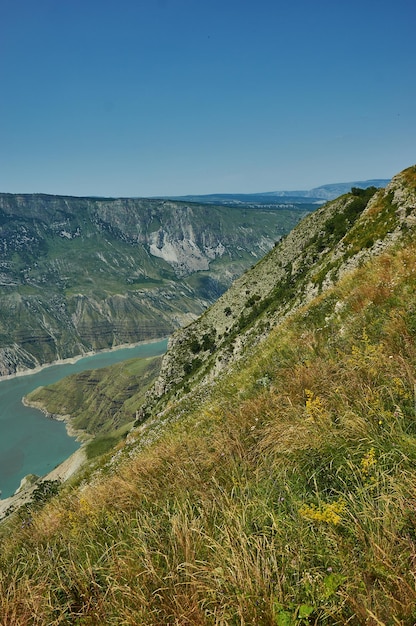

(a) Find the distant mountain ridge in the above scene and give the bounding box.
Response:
[162,178,390,205]
[265,178,391,200]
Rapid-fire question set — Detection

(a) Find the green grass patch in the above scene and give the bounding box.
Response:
[85,435,119,459]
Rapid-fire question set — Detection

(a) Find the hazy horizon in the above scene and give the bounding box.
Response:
[1,0,414,197]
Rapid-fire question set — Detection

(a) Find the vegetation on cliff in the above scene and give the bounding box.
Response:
[26,355,162,438]
[0,167,416,624]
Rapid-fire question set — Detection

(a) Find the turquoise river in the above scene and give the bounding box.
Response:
[0,339,168,499]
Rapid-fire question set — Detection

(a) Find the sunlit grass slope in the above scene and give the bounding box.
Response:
[1,170,416,624]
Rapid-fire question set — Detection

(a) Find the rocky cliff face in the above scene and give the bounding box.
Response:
[0,193,306,375]
[138,167,416,419]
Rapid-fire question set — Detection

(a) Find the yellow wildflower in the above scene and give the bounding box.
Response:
[299,498,345,526]
[361,447,377,476]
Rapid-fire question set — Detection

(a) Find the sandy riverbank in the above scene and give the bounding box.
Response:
[21,396,90,442]
[0,335,169,519]
[0,446,87,520]
[0,336,169,381]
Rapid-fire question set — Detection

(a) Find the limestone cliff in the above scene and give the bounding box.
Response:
[0,193,306,374]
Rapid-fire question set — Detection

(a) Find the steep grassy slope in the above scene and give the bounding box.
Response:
[137,183,394,413]
[0,194,306,375]
[0,167,415,624]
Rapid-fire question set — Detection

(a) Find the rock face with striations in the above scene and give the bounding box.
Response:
[0,193,305,375]
[137,166,416,419]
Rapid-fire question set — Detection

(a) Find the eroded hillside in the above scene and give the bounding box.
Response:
[139,170,415,418]
[0,194,306,374]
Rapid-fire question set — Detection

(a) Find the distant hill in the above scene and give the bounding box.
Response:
[162,178,390,205]
[266,178,391,200]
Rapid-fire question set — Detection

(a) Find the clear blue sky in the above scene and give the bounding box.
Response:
[1,0,415,197]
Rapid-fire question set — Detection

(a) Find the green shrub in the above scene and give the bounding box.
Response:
[86,435,118,459]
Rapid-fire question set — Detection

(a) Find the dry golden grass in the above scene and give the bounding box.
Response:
[1,231,416,623]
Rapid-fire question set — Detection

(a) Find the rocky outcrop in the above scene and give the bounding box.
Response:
[138,166,416,419]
